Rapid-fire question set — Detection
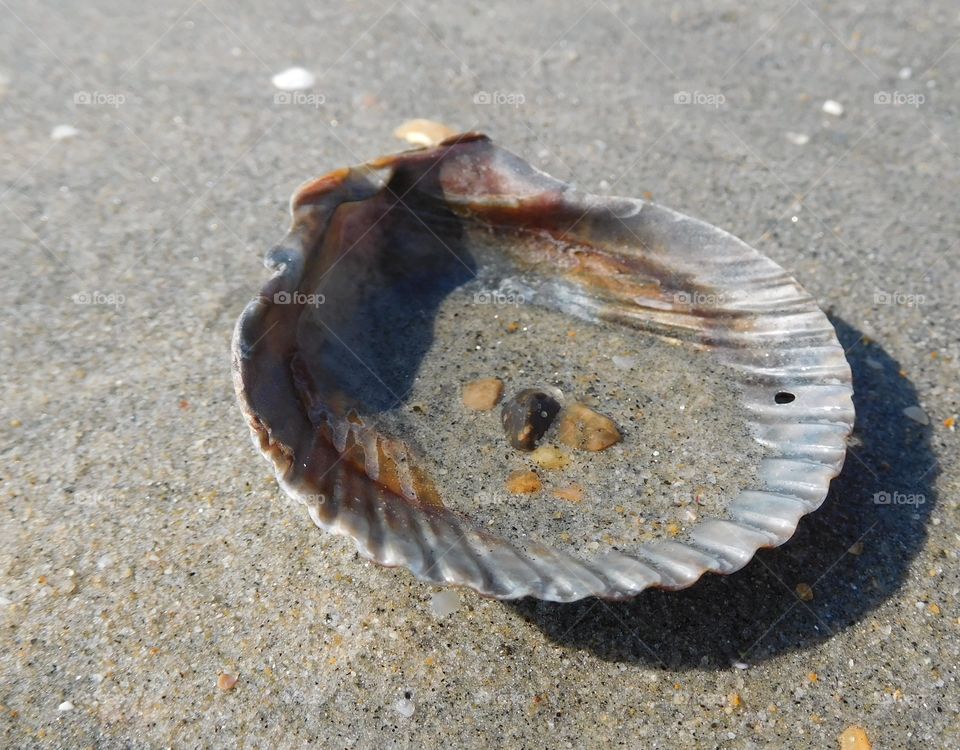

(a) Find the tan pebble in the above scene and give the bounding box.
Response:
[848,541,864,556]
[393,119,456,147]
[727,692,743,710]
[795,583,814,602]
[461,377,504,411]
[9,419,21,428]
[506,321,520,333]
[557,402,621,452]
[529,445,570,470]
[838,725,871,749]
[505,470,541,494]
[217,673,238,691]
[928,602,941,616]
[552,485,585,503]
[808,672,819,682]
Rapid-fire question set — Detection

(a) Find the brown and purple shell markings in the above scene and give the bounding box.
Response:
[232,133,854,601]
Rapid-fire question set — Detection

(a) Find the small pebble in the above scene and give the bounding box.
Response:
[898,66,912,80]
[529,444,570,470]
[552,485,584,503]
[786,131,810,145]
[501,389,562,451]
[461,377,504,411]
[50,125,79,141]
[430,590,460,618]
[822,99,844,116]
[557,402,621,452]
[848,541,864,556]
[795,582,814,602]
[271,67,315,91]
[394,119,456,147]
[394,698,415,718]
[903,405,929,425]
[838,725,871,749]
[217,673,238,691]
[611,355,637,369]
[58,701,74,712]
[505,469,541,494]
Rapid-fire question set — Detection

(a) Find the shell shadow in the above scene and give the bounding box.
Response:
[301,174,477,414]
[505,316,937,668]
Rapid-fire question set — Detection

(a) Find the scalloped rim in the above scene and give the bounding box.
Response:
[232,135,855,602]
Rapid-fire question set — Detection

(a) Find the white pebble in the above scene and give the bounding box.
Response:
[394,698,415,718]
[822,99,844,116]
[430,590,460,619]
[903,405,929,425]
[50,125,79,141]
[785,131,810,146]
[612,355,637,370]
[271,67,315,91]
[732,661,750,670]
[58,701,74,711]
[97,554,113,569]
[898,67,912,80]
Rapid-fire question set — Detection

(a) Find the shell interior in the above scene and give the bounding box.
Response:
[232,134,854,602]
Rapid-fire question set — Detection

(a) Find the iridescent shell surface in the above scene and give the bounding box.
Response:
[232,133,854,602]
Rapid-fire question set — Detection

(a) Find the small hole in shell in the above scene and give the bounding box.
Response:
[774,391,796,404]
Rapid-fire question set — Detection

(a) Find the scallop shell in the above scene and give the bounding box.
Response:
[232,133,854,602]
